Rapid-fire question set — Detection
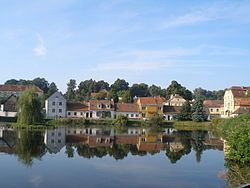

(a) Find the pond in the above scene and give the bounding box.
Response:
[0,126,249,188]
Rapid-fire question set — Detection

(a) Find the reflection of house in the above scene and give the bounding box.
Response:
[163,106,181,120]
[0,85,43,98]
[88,100,115,119]
[0,95,18,117]
[87,136,114,148]
[67,102,89,118]
[137,134,163,152]
[136,97,165,119]
[0,128,17,154]
[223,86,250,118]
[166,94,186,106]
[44,127,66,154]
[115,135,139,145]
[128,128,148,135]
[45,92,67,119]
[115,103,140,119]
[203,100,223,120]
[169,142,185,153]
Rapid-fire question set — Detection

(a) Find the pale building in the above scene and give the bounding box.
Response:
[67,102,89,118]
[88,100,115,119]
[166,94,186,106]
[0,95,18,117]
[223,86,250,118]
[115,103,140,119]
[45,91,67,119]
[203,100,224,120]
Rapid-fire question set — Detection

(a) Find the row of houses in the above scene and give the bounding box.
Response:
[45,91,186,120]
[0,84,249,120]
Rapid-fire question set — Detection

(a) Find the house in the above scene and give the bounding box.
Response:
[163,106,181,120]
[0,84,43,98]
[45,91,67,119]
[44,127,66,154]
[0,95,18,117]
[137,134,163,152]
[136,97,165,119]
[166,94,186,106]
[223,86,250,117]
[67,102,89,118]
[203,100,224,120]
[88,100,115,119]
[115,103,140,119]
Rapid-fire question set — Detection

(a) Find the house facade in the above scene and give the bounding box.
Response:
[223,86,250,118]
[67,102,89,118]
[115,103,140,119]
[203,100,224,120]
[45,91,67,119]
[136,97,165,119]
[166,94,186,106]
[0,95,18,117]
[88,100,115,119]
[163,106,181,121]
[0,85,43,98]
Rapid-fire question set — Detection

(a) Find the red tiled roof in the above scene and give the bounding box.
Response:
[235,98,250,106]
[138,97,165,105]
[0,85,43,93]
[203,100,223,108]
[228,86,250,98]
[115,103,139,112]
[89,100,115,111]
[67,102,89,111]
[137,143,163,152]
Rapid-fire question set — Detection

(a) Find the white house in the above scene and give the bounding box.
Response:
[45,91,67,119]
[115,103,140,119]
[0,95,18,117]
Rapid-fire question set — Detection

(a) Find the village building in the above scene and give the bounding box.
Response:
[0,84,43,98]
[163,106,181,121]
[136,97,165,119]
[115,103,140,119]
[45,91,67,119]
[223,86,250,117]
[67,102,89,118]
[88,100,115,119]
[203,100,224,120]
[0,95,18,117]
[166,94,186,106]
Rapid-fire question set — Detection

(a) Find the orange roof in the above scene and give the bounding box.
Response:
[203,100,223,108]
[137,143,163,152]
[228,86,250,98]
[67,102,89,111]
[235,98,250,106]
[115,103,139,112]
[138,97,165,105]
[0,85,43,93]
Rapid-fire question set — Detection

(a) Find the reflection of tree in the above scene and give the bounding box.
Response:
[225,161,250,188]
[65,144,74,158]
[191,131,206,163]
[15,130,45,166]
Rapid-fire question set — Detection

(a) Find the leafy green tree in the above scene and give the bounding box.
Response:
[148,114,163,127]
[66,79,76,101]
[113,114,128,126]
[5,79,19,85]
[94,90,108,100]
[166,80,192,100]
[117,90,132,103]
[32,77,50,93]
[111,78,129,92]
[148,85,162,97]
[191,100,207,122]
[130,83,149,97]
[17,89,43,125]
[176,101,192,121]
[46,82,58,98]
[95,80,110,92]
[107,89,119,103]
[193,87,225,100]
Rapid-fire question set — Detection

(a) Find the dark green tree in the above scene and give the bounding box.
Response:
[166,80,192,100]
[176,101,192,121]
[46,82,58,98]
[130,83,149,97]
[148,85,162,97]
[191,100,207,122]
[111,78,129,92]
[66,79,76,101]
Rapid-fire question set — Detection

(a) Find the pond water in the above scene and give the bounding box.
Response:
[0,126,248,188]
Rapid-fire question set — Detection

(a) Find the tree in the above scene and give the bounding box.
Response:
[95,80,110,92]
[94,90,108,100]
[176,101,192,121]
[76,79,96,100]
[148,114,163,127]
[130,83,149,98]
[17,89,43,125]
[32,77,50,93]
[113,114,128,126]
[66,79,76,101]
[166,80,192,100]
[5,79,19,85]
[193,87,225,100]
[191,100,207,122]
[111,79,129,92]
[148,85,162,97]
[46,82,58,98]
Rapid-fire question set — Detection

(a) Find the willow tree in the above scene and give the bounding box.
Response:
[17,89,43,125]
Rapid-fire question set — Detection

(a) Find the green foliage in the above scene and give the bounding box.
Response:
[46,82,58,98]
[176,101,192,121]
[113,114,128,126]
[94,90,108,100]
[65,79,76,101]
[148,85,162,97]
[111,78,129,92]
[166,80,192,100]
[193,87,225,101]
[192,100,207,122]
[107,89,119,103]
[17,89,43,125]
[219,114,250,164]
[147,114,163,127]
[118,90,132,103]
[130,83,149,97]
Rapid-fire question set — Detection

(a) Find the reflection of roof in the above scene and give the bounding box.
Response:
[163,106,181,114]
[87,136,114,148]
[115,103,139,113]
[203,100,223,108]
[137,143,163,152]
[115,135,139,145]
[0,85,43,93]
[67,102,89,111]
[138,97,165,105]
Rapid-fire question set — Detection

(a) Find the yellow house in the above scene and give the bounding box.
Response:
[136,97,165,119]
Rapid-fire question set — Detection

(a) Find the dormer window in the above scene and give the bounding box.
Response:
[106,104,110,109]
[97,104,102,109]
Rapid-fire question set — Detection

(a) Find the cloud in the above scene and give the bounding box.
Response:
[29,175,43,188]
[33,33,47,56]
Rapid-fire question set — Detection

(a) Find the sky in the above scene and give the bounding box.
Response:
[0,0,250,92]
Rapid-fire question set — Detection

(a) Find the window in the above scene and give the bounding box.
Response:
[74,112,77,116]
[59,109,62,113]
[211,109,213,112]
[142,107,146,110]
[58,139,61,143]
[52,102,55,106]
[136,114,139,117]
[216,109,219,112]
[58,132,61,136]
[106,104,110,109]
[80,112,83,116]
[131,114,134,118]
[68,112,71,116]
[51,132,55,136]
[51,139,54,143]
[97,104,102,109]
[59,102,62,106]
[52,109,55,113]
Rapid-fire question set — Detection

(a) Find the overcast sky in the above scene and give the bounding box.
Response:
[1,0,250,92]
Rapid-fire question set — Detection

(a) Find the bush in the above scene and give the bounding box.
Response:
[113,114,128,126]
[147,114,164,127]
